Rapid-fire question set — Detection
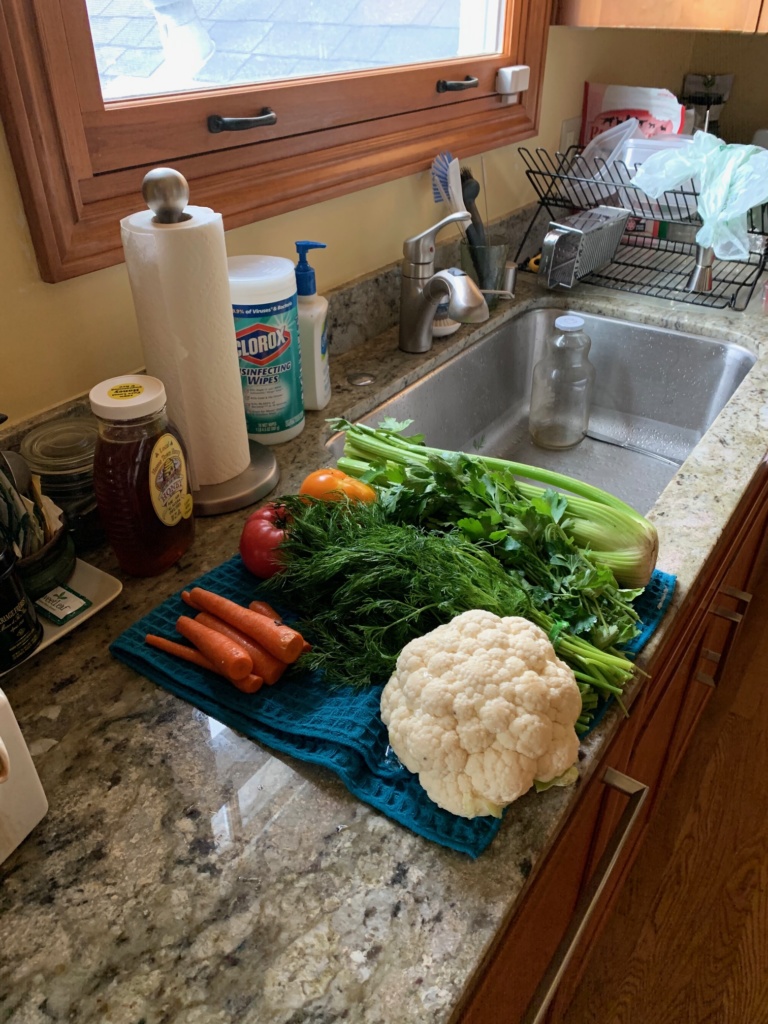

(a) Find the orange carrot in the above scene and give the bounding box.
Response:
[146,633,217,672]
[145,634,263,693]
[248,600,282,622]
[183,588,305,664]
[175,615,253,681]
[231,673,264,694]
[195,611,287,686]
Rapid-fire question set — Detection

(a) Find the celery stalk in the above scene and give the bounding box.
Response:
[333,419,659,587]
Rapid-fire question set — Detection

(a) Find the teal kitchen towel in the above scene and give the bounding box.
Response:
[110,556,676,858]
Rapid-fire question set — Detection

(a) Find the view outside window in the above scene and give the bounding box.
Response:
[86,0,506,100]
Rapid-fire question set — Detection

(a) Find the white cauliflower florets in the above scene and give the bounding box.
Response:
[380,609,582,819]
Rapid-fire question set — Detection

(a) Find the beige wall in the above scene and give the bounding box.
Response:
[1,23,759,427]
[688,32,768,143]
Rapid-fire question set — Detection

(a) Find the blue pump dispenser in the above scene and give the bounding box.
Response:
[294,240,326,296]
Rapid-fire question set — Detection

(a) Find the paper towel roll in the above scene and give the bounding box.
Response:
[121,206,251,488]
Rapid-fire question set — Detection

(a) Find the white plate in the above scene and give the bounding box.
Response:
[0,558,122,677]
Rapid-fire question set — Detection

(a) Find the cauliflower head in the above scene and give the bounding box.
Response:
[380,609,582,819]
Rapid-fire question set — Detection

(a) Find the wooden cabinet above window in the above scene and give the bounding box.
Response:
[553,0,766,31]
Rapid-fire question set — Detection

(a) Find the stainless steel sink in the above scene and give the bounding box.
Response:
[329,307,756,513]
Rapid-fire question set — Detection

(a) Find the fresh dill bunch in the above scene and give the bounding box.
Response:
[261,496,635,700]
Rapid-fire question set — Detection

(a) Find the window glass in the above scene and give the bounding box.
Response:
[87,0,505,101]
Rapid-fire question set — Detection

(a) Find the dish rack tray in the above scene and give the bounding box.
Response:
[517,146,767,311]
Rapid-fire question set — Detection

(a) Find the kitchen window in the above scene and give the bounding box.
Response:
[0,0,550,282]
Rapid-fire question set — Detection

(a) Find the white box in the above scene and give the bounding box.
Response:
[0,688,48,865]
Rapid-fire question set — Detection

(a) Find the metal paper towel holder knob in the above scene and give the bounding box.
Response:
[132,167,281,516]
[142,168,193,224]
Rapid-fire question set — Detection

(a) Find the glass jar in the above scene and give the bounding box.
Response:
[89,375,194,577]
[20,415,104,553]
[0,542,43,672]
[529,314,596,450]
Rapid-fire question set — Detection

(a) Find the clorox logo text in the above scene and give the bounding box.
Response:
[237,323,292,366]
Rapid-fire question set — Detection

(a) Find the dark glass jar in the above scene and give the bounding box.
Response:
[0,543,43,672]
[89,375,194,577]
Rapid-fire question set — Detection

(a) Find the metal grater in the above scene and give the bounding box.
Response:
[538,206,631,288]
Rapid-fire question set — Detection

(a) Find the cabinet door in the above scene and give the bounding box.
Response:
[540,716,639,1019]
[554,0,763,30]
[457,776,606,1024]
[669,492,768,777]
[456,727,645,1024]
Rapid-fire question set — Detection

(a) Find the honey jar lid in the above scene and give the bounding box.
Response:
[89,374,167,421]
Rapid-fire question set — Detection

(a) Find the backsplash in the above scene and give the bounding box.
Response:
[0,204,544,449]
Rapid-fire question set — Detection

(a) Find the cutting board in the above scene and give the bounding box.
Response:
[0,688,48,865]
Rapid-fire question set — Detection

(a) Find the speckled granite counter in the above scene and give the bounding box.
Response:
[2,276,768,1024]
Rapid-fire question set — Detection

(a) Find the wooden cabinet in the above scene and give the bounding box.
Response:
[454,459,768,1024]
[554,0,765,31]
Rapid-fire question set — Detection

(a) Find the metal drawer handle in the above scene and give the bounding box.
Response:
[523,767,648,1024]
[436,75,479,93]
[207,109,277,133]
[720,584,752,607]
[695,647,721,688]
[698,587,751,687]
[712,605,743,624]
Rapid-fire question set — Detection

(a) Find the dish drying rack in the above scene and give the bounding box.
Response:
[516,146,768,310]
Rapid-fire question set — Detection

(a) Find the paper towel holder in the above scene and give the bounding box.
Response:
[136,167,281,516]
[193,438,280,516]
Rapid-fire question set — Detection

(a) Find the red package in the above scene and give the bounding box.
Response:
[581,83,685,145]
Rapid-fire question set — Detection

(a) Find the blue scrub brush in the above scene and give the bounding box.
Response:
[431,152,468,229]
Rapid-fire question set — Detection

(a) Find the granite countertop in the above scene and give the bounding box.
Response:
[2,276,768,1024]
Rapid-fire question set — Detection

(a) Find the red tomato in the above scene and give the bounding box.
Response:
[239,504,288,579]
[299,468,376,503]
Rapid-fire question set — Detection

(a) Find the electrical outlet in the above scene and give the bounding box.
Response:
[559,116,581,153]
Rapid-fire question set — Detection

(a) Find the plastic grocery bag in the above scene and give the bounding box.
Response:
[563,118,640,205]
[631,132,768,260]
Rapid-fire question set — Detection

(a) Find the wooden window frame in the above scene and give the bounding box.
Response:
[0,0,551,283]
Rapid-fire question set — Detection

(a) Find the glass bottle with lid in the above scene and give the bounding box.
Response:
[89,375,194,576]
[528,314,596,450]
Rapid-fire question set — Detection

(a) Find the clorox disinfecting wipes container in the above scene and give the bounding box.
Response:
[228,255,305,445]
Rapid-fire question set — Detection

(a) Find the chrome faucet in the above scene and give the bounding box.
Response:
[399,212,489,354]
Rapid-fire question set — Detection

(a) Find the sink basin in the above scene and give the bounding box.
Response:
[330,308,756,513]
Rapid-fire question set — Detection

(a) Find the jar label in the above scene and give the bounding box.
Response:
[0,591,41,669]
[233,294,304,437]
[108,382,145,400]
[148,433,192,527]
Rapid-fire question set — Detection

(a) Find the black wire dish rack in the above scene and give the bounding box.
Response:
[516,146,768,311]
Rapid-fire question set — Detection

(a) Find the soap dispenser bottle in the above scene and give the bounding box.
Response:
[529,314,595,449]
[294,240,331,411]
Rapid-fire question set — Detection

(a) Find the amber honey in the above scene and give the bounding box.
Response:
[90,375,194,577]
